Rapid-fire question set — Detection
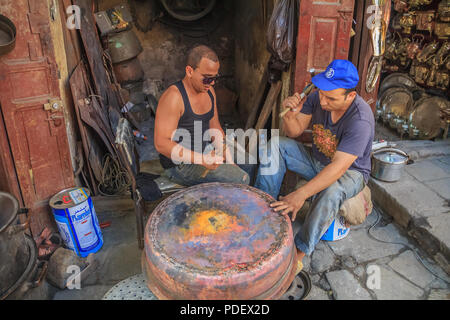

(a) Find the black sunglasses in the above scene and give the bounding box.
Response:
[202,74,220,85]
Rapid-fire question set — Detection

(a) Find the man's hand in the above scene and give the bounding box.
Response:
[281,93,304,120]
[202,150,223,171]
[270,188,308,222]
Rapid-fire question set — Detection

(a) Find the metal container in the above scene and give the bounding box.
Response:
[0,192,46,300]
[113,57,144,85]
[143,183,297,300]
[49,188,103,258]
[371,148,410,182]
[0,14,16,56]
[0,192,28,297]
[108,30,143,63]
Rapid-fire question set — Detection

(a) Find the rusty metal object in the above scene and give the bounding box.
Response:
[143,183,297,300]
[438,0,450,22]
[415,10,435,34]
[0,14,16,56]
[108,29,143,64]
[409,96,449,139]
[0,192,44,300]
[406,34,425,59]
[113,57,144,85]
[394,0,409,12]
[435,69,449,89]
[400,12,416,34]
[384,32,400,61]
[435,21,450,39]
[409,0,433,8]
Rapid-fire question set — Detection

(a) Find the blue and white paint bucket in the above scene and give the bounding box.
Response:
[49,188,103,257]
[321,215,350,241]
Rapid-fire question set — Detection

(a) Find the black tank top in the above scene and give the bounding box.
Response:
[159,80,215,169]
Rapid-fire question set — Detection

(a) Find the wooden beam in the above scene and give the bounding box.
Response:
[255,81,282,131]
[245,65,270,130]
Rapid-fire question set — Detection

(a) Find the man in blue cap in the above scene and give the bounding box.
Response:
[254,59,374,273]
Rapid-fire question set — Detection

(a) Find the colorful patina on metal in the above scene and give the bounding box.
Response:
[142,183,297,300]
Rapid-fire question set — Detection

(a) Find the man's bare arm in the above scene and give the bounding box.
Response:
[271,151,358,221]
[154,86,222,169]
[282,93,312,138]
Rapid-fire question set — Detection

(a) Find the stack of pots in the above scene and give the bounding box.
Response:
[375,72,450,139]
[108,28,152,122]
[109,29,144,85]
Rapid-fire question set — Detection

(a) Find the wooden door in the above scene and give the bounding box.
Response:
[294,0,355,93]
[0,0,74,236]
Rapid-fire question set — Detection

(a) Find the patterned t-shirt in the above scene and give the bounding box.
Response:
[300,91,375,182]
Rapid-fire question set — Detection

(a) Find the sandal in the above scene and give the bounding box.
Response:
[35,227,62,260]
[295,259,304,275]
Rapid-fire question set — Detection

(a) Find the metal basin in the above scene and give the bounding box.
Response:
[0,14,16,56]
[371,148,410,182]
[142,183,297,300]
[0,192,30,298]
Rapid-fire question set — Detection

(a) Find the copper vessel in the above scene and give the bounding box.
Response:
[435,21,450,39]
[435,70,449,89]
[400,12,416,34]
[438,0,450,22]
[416,40,439,63]
[113,57,144,85]
[394,0,409,12]
[108,29,143,63]
[415,11,435,34]
[142,183,297,300]
[406,34,425,59]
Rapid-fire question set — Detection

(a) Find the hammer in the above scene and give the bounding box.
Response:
[201,138,228,178]
[279,69,317,118]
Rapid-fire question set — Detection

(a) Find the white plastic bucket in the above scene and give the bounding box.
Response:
[321,215,350,241]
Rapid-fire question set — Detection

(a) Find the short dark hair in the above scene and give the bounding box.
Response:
[187,45,219,69]
[344,87,356,99]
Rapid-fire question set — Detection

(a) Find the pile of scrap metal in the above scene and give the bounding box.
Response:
[68,0,146,196]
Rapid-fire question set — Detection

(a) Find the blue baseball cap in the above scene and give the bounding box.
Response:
[311,60,359,91]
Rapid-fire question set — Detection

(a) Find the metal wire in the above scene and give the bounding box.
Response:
[368,207,450,284]
[98,153,131,196]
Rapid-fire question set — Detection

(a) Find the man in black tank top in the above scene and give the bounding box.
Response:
[154,45,251,187]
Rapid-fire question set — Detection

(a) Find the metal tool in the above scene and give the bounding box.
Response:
[200,138,228,178]
[279,82,316,118]
[280,69,316,118]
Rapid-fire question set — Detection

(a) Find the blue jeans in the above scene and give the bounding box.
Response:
[254,137,364,255]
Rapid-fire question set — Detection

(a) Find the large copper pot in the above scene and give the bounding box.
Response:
[142,183,297,300]
[113,57,144,85]
[108,29,143,63]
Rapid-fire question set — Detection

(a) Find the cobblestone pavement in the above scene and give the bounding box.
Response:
[294,206,450,300]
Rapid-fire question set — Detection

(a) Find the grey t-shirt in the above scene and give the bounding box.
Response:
[301,91,375,182]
